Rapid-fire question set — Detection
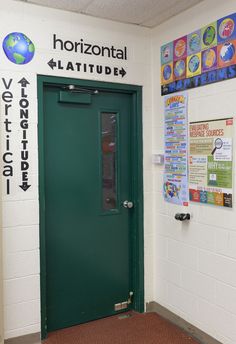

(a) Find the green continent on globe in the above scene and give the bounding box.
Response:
[13,53,26,64]
[6,34,18,49]
[29,44,35,53]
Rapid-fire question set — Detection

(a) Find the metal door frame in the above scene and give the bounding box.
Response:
[37,75,144,339]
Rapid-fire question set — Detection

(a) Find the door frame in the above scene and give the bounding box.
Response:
[37,75,144,339]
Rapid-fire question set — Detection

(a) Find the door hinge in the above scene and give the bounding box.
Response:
[114,291,134,311]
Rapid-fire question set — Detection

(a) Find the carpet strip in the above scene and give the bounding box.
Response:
[43,312,200,344]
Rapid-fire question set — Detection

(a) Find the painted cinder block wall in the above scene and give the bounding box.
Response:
[2,0,236,343]
[152,1,236,343]
[0,0,153,339]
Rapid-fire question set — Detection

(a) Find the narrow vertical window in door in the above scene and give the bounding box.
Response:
[101,112,118,212]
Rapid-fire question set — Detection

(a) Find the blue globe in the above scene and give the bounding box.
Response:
[163,64,172,80]
[220,42,235,62]
[203,26,216,46]
[189,33,200,53]
[188,55,200,73]
[3,32,35,65]
[174,60,185,77]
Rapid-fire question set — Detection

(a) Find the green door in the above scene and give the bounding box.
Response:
[41,82,140,333]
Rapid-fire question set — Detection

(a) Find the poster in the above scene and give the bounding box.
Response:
[189,118,233,207]
[163,92,188,206]
[161,12,236,95]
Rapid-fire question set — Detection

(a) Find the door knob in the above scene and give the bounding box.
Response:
[123,200,134,209]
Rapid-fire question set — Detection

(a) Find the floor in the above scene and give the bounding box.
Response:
[42,312,200,344]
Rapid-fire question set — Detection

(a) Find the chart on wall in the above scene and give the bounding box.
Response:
[189,118,233,208]
[163,92,188,206]
[161,12,236,95]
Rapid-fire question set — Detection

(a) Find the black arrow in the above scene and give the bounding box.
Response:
[19,182,31,192]
[18,78,30,87]
[119,67,126,78]
[48,58,57,70]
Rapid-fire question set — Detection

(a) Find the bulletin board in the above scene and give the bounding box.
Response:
[161,13,236,95]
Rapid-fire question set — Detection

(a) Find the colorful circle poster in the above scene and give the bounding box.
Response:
[217,40,236,68]
[187,53,201,77]
[161,62,173,84]
[161,42,173,65]
[217,13,236,44]
[173,36,187,61]
[201,22,217,49]
[187,30,201,55]
[173,58,186,80]
[201,46,217,72]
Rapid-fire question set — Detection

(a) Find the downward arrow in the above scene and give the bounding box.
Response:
[119,67,126,78]
[18,78,30,87]
[48,58,57,70]
[19,183,31,192]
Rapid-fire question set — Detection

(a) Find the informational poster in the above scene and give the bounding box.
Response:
[189,118,233,207]
[163,92,189,206]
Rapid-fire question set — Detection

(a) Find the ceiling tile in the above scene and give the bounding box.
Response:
[142,0,204,27]
[28,0,94,13]
[85,0,164,25]
[13,0,204,28]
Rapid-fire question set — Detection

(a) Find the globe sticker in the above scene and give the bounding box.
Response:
[3,32,35,65]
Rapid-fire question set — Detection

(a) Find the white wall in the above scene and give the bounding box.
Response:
[152,1,236,344]
[2,0,236,342]
[0,0,153,339]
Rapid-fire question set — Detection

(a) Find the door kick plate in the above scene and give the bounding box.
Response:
[114,302,128,311]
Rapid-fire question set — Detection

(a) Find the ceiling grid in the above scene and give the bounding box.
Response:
[14,0,204,28]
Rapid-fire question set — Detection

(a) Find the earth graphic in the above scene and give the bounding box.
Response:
[202,48,216,69]
[162,45,171,61]
[220,42,235,62]
[188,55,200,73]
[174,60,185,78]
[203,26,216,46]
[175,39,186,58]
[163,64,172,81]
[219,18,234,39]
[3,32,35,65]
[189,33,201,53]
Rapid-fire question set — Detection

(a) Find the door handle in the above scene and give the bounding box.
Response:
[123,200,134,209]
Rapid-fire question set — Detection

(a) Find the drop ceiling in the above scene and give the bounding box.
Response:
[14,0,204,28]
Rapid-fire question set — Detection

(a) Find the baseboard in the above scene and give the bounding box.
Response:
[4,333,41,344]
[146,301,222,344]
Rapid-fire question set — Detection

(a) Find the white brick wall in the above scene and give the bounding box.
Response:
[2,0,236,342]
[0,0,153,339]
[152,1,236,343]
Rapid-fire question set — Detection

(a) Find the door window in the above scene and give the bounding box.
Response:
[101,112,118,211]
